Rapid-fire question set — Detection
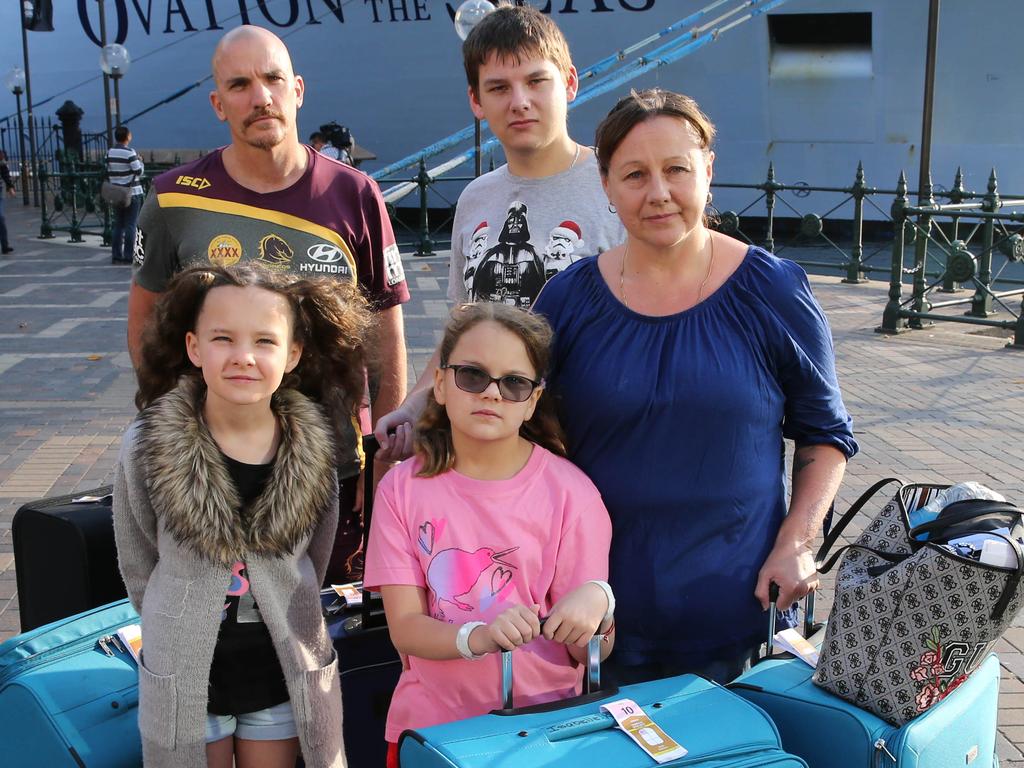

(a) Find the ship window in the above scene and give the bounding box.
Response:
[768,13,871,48]
[767,12,872,79]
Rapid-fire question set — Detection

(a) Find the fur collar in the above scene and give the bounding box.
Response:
[137,377,336,565]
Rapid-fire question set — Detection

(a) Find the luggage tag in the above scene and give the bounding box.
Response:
[331,582,363,606]
[73,493,113,504]
[771,628,819,668]
[599,698,687,763]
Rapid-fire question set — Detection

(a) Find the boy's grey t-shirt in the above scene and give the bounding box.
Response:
[448,152,624,309]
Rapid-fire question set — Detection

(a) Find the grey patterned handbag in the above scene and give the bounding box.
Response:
[812,478,1023,725]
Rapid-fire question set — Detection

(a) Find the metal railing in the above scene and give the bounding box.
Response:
[879,171,1024,348]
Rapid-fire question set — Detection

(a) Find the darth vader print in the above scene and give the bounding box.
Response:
[468,202,548,308]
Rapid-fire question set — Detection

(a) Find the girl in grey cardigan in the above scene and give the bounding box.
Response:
[114,264,370,768]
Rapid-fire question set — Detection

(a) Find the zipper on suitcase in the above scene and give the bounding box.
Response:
[873,737,897,767]
[0,619,134,685]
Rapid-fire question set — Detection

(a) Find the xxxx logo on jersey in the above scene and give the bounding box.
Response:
[208,234,242,266]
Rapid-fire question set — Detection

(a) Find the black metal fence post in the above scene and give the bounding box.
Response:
[909,173,935,329]
[844,162,868,283]
[764,163,777,253]
[416,158,434,257]
[967,170,998,317]
[879,172,909,334]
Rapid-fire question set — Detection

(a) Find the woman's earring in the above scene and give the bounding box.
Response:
[608,202,617,214]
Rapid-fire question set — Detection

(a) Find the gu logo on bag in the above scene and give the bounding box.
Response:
[910,627,987,712]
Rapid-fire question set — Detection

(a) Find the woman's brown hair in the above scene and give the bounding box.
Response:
[415,303,566,477]
[595,88,716,177]
[135,264,371,445]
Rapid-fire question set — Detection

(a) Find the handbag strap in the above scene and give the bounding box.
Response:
[908,499,1022,541]
[815,477,902,571]
[817,542,910,575]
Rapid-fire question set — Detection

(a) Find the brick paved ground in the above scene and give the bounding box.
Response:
[2,201,1023,762]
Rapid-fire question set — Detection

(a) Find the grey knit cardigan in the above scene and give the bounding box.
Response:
[112,379,346,768]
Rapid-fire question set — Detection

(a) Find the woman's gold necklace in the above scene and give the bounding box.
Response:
[619,234,716,310]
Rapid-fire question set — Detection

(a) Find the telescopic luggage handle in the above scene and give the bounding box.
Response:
[499,622,603,711]
[764,583,817,658]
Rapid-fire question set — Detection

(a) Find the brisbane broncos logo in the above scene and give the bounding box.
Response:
[257,234,294,271]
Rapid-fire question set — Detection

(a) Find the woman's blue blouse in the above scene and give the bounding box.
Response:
[533,246,858,667]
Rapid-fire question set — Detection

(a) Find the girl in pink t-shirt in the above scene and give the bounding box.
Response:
[364,303,615,767]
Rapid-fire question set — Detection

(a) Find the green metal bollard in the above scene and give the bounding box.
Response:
[879,172,910,334]
[844,162,869,283]
[415,158,433,257]
[967,169,998,317]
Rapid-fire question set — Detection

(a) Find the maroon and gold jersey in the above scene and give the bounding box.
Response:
[135,146,409,310]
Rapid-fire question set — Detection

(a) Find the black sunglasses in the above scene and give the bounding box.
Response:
[440,364,543,403]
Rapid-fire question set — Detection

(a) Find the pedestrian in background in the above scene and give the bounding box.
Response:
[105,126,145,265]
[0,150,15,254]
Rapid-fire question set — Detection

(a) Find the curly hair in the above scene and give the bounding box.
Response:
[415,303,566,478]
[135,264,371,443]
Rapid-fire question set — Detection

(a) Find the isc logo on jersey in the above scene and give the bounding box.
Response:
[300,243,352,277]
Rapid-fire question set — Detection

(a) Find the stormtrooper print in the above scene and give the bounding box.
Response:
[467,202,584,309]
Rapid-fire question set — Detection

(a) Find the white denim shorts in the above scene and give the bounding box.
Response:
[205,701,298,743]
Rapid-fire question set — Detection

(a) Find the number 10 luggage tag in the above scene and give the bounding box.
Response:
[600,698,687,763]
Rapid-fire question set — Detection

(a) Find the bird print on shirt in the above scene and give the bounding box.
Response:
[417,518,518,619]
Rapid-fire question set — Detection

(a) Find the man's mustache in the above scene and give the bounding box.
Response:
[244,109,284,128]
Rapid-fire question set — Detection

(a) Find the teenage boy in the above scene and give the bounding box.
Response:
[451,3,622,309]
[376,4,623,459]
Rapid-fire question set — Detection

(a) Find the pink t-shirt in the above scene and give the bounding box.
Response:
[363,445,611,741]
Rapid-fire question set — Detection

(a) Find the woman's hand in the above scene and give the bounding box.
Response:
[473,604,542,654]
[543,583,608,647]
[373,390,427,462]
[754,539,818,610]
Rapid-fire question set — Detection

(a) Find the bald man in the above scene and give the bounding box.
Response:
[128,25,409,580]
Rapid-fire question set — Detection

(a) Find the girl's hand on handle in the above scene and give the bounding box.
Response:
[755,540,818,610]
[475,604,542,654]
[374,389,429,462]
[544,583,608,647]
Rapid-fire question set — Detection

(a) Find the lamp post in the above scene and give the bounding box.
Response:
[5,68,29,205]
[100,44,131,128]
[19,1,40,205]
[454,0,495,178]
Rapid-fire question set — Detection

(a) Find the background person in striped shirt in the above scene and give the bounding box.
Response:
[106,126,145,264]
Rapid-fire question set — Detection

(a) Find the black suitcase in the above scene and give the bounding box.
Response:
[12,487,128,632]
[312,434,402,767]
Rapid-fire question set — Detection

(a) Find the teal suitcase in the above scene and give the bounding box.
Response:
[0,599,142,767]
[399,641,809,767]
[731,651,1000,768]
[731,589,1001,768]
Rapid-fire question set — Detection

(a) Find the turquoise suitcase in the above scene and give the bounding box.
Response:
[731,591,1001,768]
[399,641,808,767]
[0,599,142,767]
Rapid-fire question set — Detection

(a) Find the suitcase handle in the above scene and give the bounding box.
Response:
[764,582,817,659]
[499,621,603,711]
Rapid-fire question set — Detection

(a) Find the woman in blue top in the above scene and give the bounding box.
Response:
[530,89,858,684]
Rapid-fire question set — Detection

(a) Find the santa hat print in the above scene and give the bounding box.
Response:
[550,220,583,248]
[473,221,489,237]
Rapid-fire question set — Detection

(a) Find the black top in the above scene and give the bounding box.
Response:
[207,453,290,716]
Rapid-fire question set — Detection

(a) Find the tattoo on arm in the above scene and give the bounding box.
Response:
[793,449,816,475]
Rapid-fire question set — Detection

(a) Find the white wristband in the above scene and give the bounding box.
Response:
[456,621,487,660]
[588,580,615,623]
